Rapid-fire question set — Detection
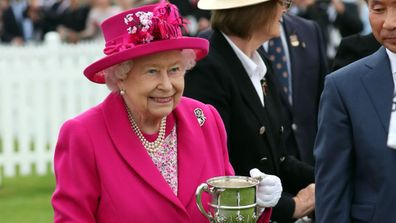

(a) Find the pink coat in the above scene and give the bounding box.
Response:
[52,92,271,222]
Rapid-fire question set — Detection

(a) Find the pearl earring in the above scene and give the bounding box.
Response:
[120,89,125,95]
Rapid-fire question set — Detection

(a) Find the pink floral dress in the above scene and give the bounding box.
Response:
[142,114,178,195]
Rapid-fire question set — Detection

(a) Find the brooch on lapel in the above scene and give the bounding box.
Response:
[261,78,269,97]
[194,108,206,127]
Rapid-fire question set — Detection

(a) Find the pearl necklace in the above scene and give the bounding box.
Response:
[125,105,167,153]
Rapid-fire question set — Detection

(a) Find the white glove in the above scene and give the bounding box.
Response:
[249,168,282,207]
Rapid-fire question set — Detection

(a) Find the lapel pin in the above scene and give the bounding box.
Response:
[289,34,300,47]
[261,78,269,97]
[194,108,206,127]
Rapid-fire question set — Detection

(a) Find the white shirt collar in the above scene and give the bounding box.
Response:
[386,49,396,75]
[222,32,267,80]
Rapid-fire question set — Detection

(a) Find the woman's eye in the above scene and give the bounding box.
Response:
[168,66,181,74]
[147,68,158,75]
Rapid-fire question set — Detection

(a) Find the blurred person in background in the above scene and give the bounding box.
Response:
[331,0,380,71]
[114,0,133,10]
[56,0,90,43]
[290,0,364,63]
[170,0,210,36]
[331,32,381,71]
[131,0,158,7]
[314,0,396,221]
[0,0,36,44]
[51,1,282,222]
[59,0,121,42]
[30,0,71,38]
[263,12,328,166]
[184,0,315,222]
[0,0,9,37]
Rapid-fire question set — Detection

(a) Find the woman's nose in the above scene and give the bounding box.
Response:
[158,72,172,90]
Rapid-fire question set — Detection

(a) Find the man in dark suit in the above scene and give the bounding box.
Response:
[332,32,381,71]
[265,13,328,166]
[184,1,315,222]
[314,0,396,221]
[169,0,210,35]
[1,0,27,44]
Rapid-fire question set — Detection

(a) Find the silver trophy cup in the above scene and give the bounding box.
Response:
[195,176,262,223]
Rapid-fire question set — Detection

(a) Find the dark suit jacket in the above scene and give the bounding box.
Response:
[269,14,328,165]
[0,6,24,42]
[315,47,396,222]
[184,29,314,223]
[332,33,381,71]
[298,1,363,40]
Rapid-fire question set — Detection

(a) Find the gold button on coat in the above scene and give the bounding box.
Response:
[292,123,298,131]
[259,126,266,135]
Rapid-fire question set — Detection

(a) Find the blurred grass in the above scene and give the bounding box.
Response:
[0,174,55,223]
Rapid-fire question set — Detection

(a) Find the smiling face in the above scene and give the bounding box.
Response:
[118,50,186,124]
[369,0,396,52]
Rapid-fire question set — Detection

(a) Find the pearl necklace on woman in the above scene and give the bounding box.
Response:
[125,104,167,153]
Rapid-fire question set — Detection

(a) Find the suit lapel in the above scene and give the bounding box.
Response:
[210,30,266,124]
[102,93,186,211]
[173,99,207,208]
[361,47,394,132]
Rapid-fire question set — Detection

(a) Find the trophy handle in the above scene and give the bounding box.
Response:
[195,183,214,222]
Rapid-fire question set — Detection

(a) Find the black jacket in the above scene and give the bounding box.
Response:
[332,33,381,71]
[184,29,314,223]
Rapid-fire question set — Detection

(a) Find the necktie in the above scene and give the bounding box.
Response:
[267,37,292,104]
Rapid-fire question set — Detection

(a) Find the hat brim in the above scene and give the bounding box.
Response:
[198,0,270,10]
[84,37,209,84]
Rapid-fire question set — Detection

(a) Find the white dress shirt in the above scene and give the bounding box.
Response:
[222,33,268,106]
[385,49,396,149]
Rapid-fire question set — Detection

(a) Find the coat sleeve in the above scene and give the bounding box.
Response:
[52,119,100,223]
[314,75,354,223]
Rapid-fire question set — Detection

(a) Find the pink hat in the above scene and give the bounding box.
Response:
[83,1,209,83]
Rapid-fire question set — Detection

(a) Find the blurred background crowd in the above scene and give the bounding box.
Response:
[0,0,370,64]
[0,0,210,43]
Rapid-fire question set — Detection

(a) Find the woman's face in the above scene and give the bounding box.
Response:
[119,50,186,121]
[267,1,286,38]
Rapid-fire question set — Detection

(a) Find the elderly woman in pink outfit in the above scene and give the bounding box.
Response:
[51,1,282,222]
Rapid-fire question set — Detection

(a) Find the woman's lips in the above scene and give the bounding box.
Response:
[151,97,172,103]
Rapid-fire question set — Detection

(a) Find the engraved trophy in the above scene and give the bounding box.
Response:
[195,176,262,223]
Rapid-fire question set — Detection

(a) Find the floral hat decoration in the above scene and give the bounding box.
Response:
[84,0,209,83]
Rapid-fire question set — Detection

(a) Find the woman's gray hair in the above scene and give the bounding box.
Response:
[104,60,134,91]
[104,49,197,92]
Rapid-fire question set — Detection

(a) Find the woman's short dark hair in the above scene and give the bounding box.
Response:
[211,1,278,39]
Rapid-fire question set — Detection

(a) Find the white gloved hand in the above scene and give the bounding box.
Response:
[250,168,282,207]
